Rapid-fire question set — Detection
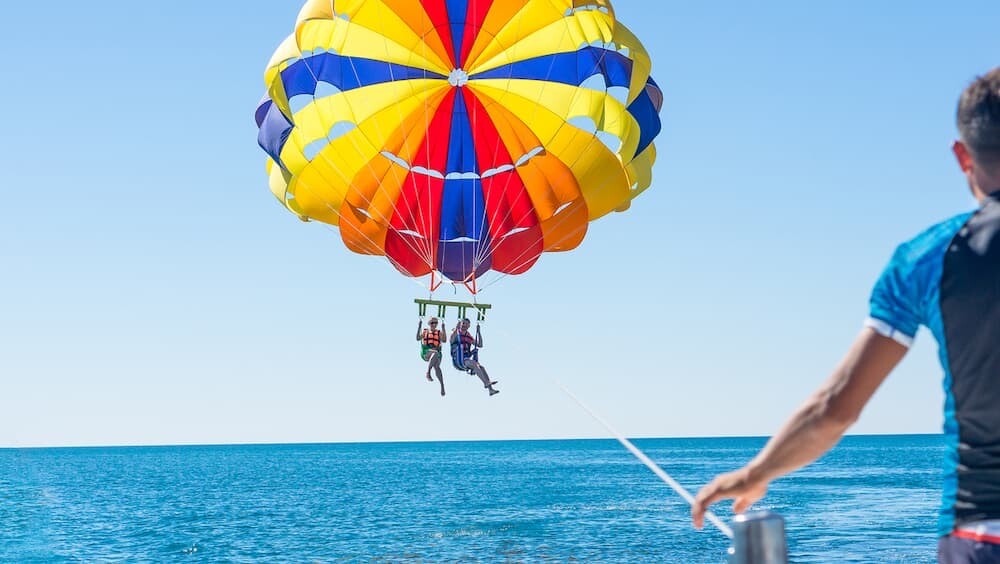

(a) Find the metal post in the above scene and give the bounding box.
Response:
[728,511,788,564]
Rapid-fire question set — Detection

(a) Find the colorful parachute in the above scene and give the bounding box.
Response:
[255,0,662,288]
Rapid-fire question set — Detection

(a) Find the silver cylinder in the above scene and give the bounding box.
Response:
[728,511,788,564]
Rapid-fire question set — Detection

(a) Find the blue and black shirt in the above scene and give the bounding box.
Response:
[867,191,1000,536]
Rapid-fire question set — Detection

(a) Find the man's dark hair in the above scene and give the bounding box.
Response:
[957,67,1000,171]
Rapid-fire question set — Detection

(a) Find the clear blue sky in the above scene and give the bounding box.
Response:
[1,1,998,447]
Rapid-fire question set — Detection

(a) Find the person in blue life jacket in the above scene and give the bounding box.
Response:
[691,68,1000,564]
[416,317,446,396]
[451,318,499,397]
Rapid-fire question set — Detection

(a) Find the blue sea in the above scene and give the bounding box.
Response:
[1,435,943,562]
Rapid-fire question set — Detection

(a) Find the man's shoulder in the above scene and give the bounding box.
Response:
[890,212,975,271]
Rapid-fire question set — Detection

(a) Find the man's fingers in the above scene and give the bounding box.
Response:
[691,469,770,531]
[732,496,751,515]
[732,482,768,515]
[691,496,710,530]
[691,483,725,530]
[694,488,722,510]
[697,490,726,513]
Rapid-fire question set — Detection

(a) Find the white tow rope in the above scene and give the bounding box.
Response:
[559,382,735,539]
[465,312,734,540]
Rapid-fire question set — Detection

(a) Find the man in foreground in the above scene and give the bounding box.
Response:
[691,68,1000,563]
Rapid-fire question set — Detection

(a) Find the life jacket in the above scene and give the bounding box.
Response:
[422,328,442,349]
[458,331,475,355]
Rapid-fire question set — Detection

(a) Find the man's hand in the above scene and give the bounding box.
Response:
[691,467,768,530]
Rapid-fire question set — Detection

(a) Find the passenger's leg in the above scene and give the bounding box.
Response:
[430,351,443,380]
[470,361,498,394]
[429,351,445,395]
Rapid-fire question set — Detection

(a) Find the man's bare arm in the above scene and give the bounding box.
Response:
[691,328,908,528]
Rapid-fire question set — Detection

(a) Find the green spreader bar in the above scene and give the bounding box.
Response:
[415,299,492,321]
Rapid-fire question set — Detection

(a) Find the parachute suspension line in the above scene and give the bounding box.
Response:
[483,128,595,275]
[468,79,478,287]
[472,11,587,276]
[312,222,427,292]
[480,206,590,292]
[299,26,435,272]
[276,175,423,288]
[476,129,599,290]
[470,5,547,273]
[345,46,435,269]
[280,150,427,290]
[471,97,525,273]
[367,5,438,271]
[475,203,592,294]
[411,80,437,272]
[474,178,535,270]
[287,167,431,292]
[280,175,377,263]
[291,50,435,274]
[478,58,635,295]
[410,3,452,282]
[409,14,442,280]
[484,6,658,277]
[291,163,431,285]
[467,0,484,279]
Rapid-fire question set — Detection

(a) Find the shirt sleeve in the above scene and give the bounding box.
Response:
[866,244,925,347]
[866,212,974,348]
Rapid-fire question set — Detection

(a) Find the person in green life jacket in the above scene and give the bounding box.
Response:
[416,317,445,396]
[452,318,499,397]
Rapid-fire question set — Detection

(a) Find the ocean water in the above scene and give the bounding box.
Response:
[1,435,943,562]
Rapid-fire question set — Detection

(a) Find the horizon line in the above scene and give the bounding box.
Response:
[0,432,943,451]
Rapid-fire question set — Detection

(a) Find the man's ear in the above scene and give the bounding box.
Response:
[953,140,975,173]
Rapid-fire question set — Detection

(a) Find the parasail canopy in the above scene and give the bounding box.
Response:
[256,0,663,288]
